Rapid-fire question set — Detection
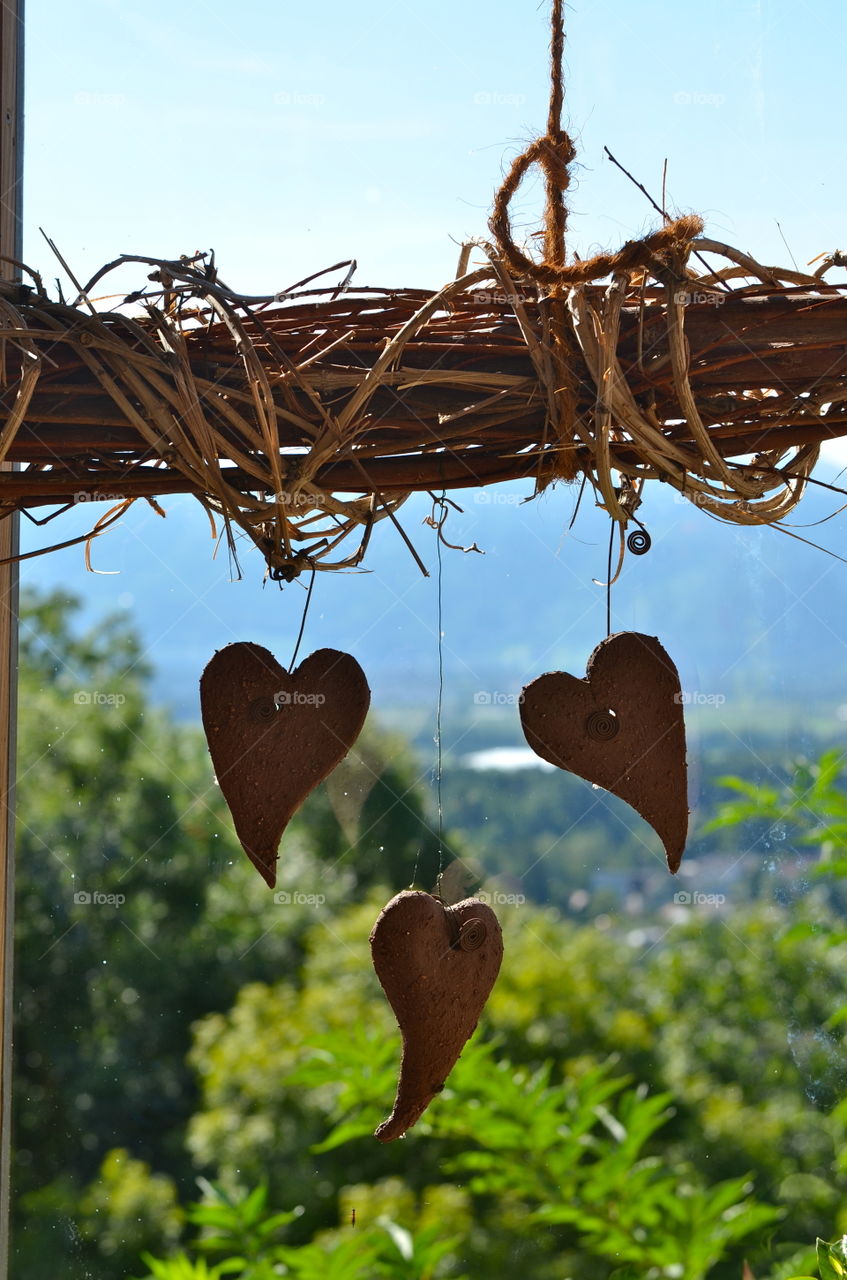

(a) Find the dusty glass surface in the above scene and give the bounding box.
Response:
[9,3,847,1277]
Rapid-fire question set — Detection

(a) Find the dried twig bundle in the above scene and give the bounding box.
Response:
[0,241,845,576]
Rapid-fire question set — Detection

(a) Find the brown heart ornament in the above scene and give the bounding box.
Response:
[520,632,688,872]
[371,889,503,1142]
[200,643,370,887]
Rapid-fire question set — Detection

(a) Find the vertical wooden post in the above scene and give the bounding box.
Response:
[0,1,23,1273]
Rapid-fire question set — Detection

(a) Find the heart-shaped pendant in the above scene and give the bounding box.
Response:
[200,643,370,887]
[520,632,688,872]
[371,890,503,1142]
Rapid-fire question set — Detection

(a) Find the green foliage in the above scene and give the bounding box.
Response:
[708,750,847,836]
[13,591,294,1256]
[139,1253,235,1279]
[11,590,442,1275]
[295,1032,779,1279]
[139,1179,466,1280]
[13,592,847,1279]
[77,1148,182,1264]
[141,1027,783,1279]
[816,1235,847,1278]
[185,1181,302,1261]
[760,1234,847,1280]
[188,900,824,1277]
[708,751,847,908]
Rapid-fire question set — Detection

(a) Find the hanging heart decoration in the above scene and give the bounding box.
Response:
[200,643,370,887]
[370,889,503,1142]
[519,631,688,872]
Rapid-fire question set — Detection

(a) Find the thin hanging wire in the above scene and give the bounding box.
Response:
[288,567,316,672]
[605,519,615,637]
[435,495,446,875]
[410,492,447,891]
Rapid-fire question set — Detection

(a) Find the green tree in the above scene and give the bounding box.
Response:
[14,592,847,1279]
[11,589,443,1276]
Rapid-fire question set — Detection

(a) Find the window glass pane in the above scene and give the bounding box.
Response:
[10,4,847,1278]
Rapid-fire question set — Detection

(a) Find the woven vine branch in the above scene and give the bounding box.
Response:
[0,239,844,576]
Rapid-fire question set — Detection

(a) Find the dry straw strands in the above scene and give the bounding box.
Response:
[0,240,845,576]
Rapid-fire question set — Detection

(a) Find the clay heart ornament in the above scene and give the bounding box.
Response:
[200,643,370,887]
[520,631,688,872]
[370,889,503,1142]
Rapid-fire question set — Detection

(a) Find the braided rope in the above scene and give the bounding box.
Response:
[486,0,766,522]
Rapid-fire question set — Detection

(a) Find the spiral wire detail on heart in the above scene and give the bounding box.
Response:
[458,917,488,951]
[249,695,278,723]
[585,709,620,741]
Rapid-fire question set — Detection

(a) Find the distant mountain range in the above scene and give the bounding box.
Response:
[20,466,847,752]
